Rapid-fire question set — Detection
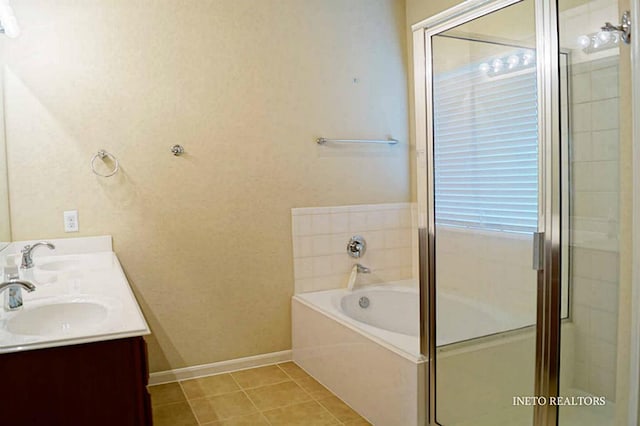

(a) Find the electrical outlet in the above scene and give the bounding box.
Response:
[64,210,79,232]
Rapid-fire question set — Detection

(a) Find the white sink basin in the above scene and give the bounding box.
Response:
[37,260,81,272]
[7,302,109,337]
[0,247,150,354]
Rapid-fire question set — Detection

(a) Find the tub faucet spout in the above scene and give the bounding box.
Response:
[356,264,370,274]
[347,263,370,292]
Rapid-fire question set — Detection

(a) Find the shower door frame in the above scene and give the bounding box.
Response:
[630,1,640,424]
[411,0,562,424]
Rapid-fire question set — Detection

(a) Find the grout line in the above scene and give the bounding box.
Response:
[280,362,372,425]
[277,362,333,402]
[229,370,273,426]
[275,363,345,425]
[177,380,205,425]
[246,383,319,414]
[228,364,293,390]
[231,379,291,391]
[173,365,290,390]
[156,360,290,386]
[168,364,358,425]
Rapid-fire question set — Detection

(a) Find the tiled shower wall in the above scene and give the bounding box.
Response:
[570,55,620,401]
[436,228,538,326]
[291,203,414,294]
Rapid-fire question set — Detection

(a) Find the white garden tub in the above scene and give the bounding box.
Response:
[292,280,575,425]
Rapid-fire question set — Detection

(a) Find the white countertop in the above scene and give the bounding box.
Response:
[0,236,150,354]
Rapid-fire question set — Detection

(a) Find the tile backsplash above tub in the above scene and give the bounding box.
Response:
[291,203,415,294]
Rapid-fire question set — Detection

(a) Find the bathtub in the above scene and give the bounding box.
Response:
[292,280,575,425]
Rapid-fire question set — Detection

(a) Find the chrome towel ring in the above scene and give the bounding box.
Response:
[90,150,119,177]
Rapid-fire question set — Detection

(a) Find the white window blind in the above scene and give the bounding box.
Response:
[433,61,539,233]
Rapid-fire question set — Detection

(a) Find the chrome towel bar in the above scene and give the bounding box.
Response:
[316,137,399,145]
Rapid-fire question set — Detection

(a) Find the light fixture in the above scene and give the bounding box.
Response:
[522,52,535,66]
[601,11,631,44]
[577,30,620,53]
[577,35,591,48]
[479,50,536,78]
[0,0,19,38]
[576,12,631,54]
[598,31,612,43]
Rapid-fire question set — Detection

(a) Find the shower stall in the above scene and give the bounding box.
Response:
[412,0,637,424]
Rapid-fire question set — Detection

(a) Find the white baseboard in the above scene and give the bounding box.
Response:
[148,350,292,385]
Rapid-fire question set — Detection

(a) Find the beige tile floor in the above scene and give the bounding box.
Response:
[149,362,372,426]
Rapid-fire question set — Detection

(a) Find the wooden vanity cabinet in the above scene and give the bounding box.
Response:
[0,336,152,426]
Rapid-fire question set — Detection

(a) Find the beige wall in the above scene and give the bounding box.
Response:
[0,40,10,247]
[0,126,9,247]
[3,0,409,372]
[406,0,458,27]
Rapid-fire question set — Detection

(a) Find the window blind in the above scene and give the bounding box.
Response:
[433,61,539,234]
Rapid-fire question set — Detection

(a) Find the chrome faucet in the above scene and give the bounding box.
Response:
[20,242,55,269]
[347,263,371,292]
[0,279,36,311]
[355,264,371,274]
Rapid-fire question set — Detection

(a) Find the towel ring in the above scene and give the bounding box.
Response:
[91,150,119,177]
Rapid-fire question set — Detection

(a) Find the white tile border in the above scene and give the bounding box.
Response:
[148,349,292,385]
[292,203,416,294]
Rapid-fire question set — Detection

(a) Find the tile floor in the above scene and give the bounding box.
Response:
[149,362,371,425]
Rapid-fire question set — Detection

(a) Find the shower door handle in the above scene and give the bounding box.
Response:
[532,232,544,270]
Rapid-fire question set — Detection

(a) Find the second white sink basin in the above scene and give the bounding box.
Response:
[7,301,109,337]
[37,260,82,272]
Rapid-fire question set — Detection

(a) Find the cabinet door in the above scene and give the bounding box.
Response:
[0,337,151,426]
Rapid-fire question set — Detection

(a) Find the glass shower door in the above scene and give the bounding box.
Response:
[415,0,634,424]
[557,0,625,424]
[428,1,543,424]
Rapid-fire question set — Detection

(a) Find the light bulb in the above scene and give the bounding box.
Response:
[598,31,612,43]
[577,35,591,48]
[492,58,503,72]
[522,52,535,66]
[507,55,520,69]
[0,2,19,39]
[479,63,490,73]
[1,15,19,38]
